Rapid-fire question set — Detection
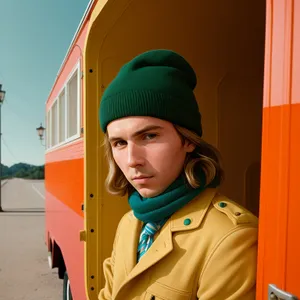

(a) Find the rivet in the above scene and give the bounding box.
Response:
[184,218,191,226]
[219,202,227,208]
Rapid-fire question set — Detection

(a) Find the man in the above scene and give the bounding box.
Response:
[98,49,258,300]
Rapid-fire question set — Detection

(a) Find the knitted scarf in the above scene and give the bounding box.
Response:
[129,170,207,223]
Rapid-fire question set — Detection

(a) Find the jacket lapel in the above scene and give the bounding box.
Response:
[116,188,218,297]
[122,211,142,275]
[115,219,174,298]
[127,220,174,279]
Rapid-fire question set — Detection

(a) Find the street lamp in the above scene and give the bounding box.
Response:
[36,123,46,147]
[0,85,5,103]
[0,84,6,212]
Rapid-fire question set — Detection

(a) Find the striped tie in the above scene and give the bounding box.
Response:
[137,221,166,262]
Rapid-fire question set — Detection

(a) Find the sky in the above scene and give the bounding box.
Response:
[0,0,90,167]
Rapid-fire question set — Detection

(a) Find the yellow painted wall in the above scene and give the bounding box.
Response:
[84,0,265,298]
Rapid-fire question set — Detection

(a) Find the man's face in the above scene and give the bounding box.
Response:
[107,116,195,198]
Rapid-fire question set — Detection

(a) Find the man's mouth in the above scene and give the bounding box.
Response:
[132,175,153,183]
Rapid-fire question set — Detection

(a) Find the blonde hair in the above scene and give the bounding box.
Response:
[103,124,224,196]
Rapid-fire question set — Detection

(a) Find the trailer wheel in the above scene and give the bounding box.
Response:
[63,271,73,300]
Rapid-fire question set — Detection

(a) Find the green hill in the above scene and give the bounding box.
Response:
[1,163,44,179]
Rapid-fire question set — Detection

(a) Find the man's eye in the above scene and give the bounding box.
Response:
[114,140,126,147]
[144,133,157,140]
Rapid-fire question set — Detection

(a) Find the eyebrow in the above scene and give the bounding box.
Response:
[108,125,164,143]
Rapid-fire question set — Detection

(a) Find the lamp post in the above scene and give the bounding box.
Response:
[36,123,46,147]
[0,84,6,212]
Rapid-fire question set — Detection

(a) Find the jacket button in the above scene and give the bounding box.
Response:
[184,218,191,225]
[218,202,227,208]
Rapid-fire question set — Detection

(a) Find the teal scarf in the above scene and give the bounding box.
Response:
[129,170,208,223]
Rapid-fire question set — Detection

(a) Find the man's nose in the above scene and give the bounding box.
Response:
[127,143,144,168]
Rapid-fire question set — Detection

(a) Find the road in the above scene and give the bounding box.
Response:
[0,178,62,300]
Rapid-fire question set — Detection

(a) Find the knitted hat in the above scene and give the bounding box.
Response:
[99,49,202,136]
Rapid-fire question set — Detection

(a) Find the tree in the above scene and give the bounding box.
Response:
[1,163,45,179]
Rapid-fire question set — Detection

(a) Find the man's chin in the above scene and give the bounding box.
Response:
[136,187,162,198]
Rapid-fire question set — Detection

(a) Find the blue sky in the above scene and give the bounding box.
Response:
[0,0,90,167]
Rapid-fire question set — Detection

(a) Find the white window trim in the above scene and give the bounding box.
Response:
[57,87,66,144]
[49,109,52,149]
[46,60,81,153]
[52,98,59,147]
[46,110,51,149]
[66,64,81,141]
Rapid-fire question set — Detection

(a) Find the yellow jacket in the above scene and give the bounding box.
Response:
[99,188,258,300]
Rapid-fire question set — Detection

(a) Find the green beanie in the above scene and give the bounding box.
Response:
[99,49,202,136]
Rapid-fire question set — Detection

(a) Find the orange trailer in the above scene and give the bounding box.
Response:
[45,3,92,300]
[44,0,300,299]
[257,0,300,299]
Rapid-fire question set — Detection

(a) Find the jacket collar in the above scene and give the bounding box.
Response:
[127,187,217,228]
[116,188,217,298]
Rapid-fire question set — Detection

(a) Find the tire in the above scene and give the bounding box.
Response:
[63,271,73,300]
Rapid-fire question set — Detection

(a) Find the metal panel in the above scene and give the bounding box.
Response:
[269,284,298,300]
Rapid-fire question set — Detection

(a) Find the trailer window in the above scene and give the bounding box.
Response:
[46,110,51,149]
[46,61,81,151]
[59,88,66,143]
[67,69,79,139]
[51,100,58,147]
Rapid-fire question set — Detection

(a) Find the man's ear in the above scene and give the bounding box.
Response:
[184,140,196,153]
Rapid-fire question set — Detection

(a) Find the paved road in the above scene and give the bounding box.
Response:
[0,178,62,300]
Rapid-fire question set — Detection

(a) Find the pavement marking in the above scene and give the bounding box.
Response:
[1,180,8,186]
[32,184,45,199]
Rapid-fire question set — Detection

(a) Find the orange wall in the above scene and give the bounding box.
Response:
[257,0,300,298]
[46,139,84,163]
[257,104,300,298]
[45,158,84,217]
[45,192,85,299]
[45,140,84,217]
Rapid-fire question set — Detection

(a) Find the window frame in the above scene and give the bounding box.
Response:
[58,86,67,144]
[46,60,81,152]
[46,109,51,149]
[50,98,59,147]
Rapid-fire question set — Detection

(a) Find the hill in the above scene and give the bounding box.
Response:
[1,163,44,179]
